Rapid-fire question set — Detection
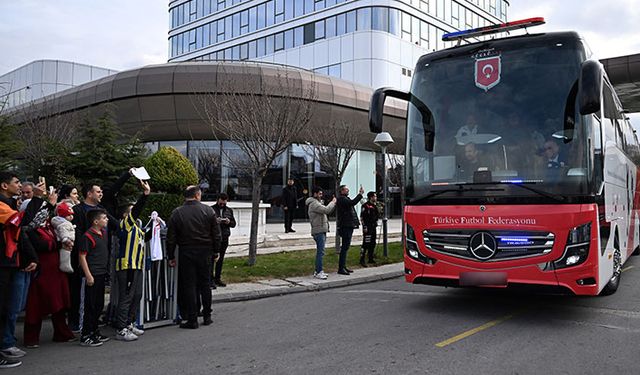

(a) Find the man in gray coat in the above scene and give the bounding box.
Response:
[305,186,336,280]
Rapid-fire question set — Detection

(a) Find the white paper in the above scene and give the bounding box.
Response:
[132,166,151,180]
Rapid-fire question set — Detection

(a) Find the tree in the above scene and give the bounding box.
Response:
[0,116,23,171]
[67,109,148,197]
[10,95,79,184]
[196,63,316,266]
[142,146,198,220]
[308,121,359,253]
[194,148,221,194]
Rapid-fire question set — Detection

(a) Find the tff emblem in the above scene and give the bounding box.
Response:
[475,55,501,92]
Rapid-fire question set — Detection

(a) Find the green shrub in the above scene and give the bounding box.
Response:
[144,146,198,194]
[140,193,184,222]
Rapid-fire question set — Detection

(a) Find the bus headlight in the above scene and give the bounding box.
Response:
[554,223,591,269]
[405,224,436,265]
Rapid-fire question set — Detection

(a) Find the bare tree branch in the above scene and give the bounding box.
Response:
[194,63,317,265]
[10,95,79,183]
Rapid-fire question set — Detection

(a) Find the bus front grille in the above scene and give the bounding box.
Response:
[422,229,554,262]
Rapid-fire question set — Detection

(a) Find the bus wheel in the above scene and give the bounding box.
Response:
[600,248,622,296]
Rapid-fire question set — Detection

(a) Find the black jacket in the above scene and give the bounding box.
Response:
[281,185,298,209]
[166,200,221,260]
[212,203,236,240]
[336,193,362,229]
[360,201,380,228]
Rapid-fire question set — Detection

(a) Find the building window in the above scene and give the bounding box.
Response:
[389,9,399,36]
[240,10,249,34]
[248,40,257,58]
[275,32,285,51]
[257,3,266,29]
[266,0,275,26]
[284,29,294,48]
[357,8,371,31]
[336,13,346,35]
[346,10,356,33]
[257,37,266,56]
[315,20,325,40]
[249,7,257,32]
[294,26,304,46]
[275,0,285,23]
[294,0,304,17]
[328,63,341,78]
[240,43,249,60]
[372,7,388,32]
[266,34,275,54]
[303,22,315,44]
[325,16,336,38]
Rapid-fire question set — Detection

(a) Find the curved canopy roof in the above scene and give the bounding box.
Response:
[10,61,407,153]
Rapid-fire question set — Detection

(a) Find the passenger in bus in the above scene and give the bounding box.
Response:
[543,139,568,180]
[455,114,479,145]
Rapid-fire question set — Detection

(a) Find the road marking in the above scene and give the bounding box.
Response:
[435,313,517,348]
[622,265,635,273]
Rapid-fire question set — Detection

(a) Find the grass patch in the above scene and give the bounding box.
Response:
[222,242,404,283]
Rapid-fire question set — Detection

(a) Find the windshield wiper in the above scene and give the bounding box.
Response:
[460,181,566,202]
[411,181,565,204]
[410,184,504,203]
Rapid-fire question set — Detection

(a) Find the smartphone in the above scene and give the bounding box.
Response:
[49,186,55,195]
[38,176,45,185]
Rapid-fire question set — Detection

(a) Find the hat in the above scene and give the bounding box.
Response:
[56,202,74,217]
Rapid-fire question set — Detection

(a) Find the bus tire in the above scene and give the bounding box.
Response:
[600,248,622,296]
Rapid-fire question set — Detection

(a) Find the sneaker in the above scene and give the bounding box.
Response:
[115,328,138,342]
[314,271,328,280]
[0,357,21,369]
[127,324,144,336]
[214,279,227,287]
[24,344,39,349]
[0,347,26,359]
[94,332,110,343]
[79,335,103,347]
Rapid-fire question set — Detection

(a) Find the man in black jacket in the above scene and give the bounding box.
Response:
[359,191,380,267]
[336,184,364,275]
[211,193,236,288]
[280,178,298,233]
[167,185,221,329]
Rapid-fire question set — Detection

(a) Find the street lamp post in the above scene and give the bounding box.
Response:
[373,132,394,257]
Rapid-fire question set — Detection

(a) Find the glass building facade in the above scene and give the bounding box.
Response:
[0,60,118,110]
[168,0,508,88]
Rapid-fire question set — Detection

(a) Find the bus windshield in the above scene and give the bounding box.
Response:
[406,36,592,203]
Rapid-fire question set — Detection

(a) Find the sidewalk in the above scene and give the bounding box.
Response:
[210,218,404,302]
[212,262,405,303]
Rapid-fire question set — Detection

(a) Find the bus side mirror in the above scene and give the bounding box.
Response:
[578,60,602,115]
[369,87,410,133]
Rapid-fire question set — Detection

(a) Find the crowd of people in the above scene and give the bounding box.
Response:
[0,167,378,369]
[0,169,237,369]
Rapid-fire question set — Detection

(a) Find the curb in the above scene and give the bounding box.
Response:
[211,266,404,303]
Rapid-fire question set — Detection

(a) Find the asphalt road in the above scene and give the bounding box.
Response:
[17,256,640,375]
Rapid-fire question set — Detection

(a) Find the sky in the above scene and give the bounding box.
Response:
[0,0,639,117]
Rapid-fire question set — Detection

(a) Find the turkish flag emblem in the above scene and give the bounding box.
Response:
[475,56,501,92]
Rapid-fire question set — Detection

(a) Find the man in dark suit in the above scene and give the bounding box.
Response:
[280,178,298,233]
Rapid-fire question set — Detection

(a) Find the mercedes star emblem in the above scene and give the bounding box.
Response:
[468,232,497,260]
